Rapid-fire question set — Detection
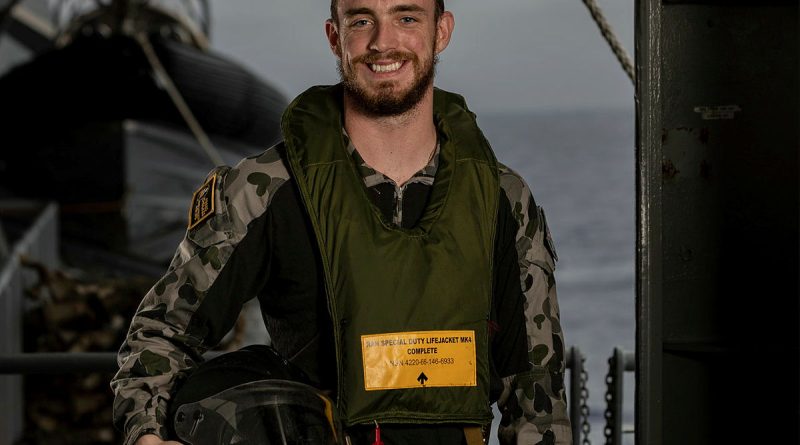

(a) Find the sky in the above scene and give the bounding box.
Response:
[206,0,635,114]
[0,0,635,113]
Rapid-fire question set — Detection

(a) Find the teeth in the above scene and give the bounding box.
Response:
[370,61,402,73]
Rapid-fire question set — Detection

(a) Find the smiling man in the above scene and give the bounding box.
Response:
[112,1,570,444]
[334,0,438,118]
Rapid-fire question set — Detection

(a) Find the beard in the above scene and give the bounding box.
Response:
[339,48,437,118]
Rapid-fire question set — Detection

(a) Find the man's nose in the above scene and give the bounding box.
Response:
[369,21,399,52]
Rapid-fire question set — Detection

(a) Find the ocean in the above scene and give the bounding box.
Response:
[478,109,636,445]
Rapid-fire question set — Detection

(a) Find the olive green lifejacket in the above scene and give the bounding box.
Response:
[282,85,499,427]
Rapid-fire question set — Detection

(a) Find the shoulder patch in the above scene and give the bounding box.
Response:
[188,173,217,230]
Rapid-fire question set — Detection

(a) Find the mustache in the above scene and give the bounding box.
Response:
[353,50,418,65]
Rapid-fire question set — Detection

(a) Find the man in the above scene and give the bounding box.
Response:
[112,1,571,444]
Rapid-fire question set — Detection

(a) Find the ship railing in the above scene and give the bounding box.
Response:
[0,349,588,445]
[603,347,635,445]
[0,202,589,445]
[0,201,59,445]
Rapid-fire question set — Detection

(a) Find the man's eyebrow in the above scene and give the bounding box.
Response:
[389,4,427,15]
[343,4,427,18]
[343,7,375,18]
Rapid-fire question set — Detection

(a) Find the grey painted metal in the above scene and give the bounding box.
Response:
[0,352,119,374]
[567,347,582,445]
[199,0,211,39]
[0,251,23,445]
[634,0,663,444]
[0,351,229,375]
[637,1,798,444]
[0,202,59,445]
[0,346,576,374]
[623,352,634,373]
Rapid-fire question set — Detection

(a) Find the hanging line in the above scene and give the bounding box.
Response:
[581,0,635,84]
[134,31,226,167]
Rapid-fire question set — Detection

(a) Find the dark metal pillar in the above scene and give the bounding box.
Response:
[635,0,664,442]
[636,1,798,444]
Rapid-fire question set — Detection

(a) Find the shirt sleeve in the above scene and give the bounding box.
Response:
[496,166,572,445]
[110,148,292,444]
[110,166,236,444]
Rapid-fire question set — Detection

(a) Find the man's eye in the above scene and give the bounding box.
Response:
[400,16,417,24]
[352,19,371,27]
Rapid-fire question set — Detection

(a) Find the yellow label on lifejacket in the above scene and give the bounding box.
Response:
[361,331,477,391]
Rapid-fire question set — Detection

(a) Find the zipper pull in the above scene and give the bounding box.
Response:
[372,420,384,445]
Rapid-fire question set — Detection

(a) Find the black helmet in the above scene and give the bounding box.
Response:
[168,345,343,445]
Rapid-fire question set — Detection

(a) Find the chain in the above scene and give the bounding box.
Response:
[603,355,616,445]
[580,0,635,84]
[579,355,591,445]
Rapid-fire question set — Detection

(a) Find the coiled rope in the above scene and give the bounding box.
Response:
[581,0,635,84]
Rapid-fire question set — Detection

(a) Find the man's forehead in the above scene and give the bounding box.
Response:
[338,0,435,14]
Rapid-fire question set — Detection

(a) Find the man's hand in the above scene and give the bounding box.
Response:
[135,434,183,445]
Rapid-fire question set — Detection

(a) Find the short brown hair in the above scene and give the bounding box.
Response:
[330,0,445,25]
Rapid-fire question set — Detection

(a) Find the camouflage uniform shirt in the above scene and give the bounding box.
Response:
[111,136,571,445]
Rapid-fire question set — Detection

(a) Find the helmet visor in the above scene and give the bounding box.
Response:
[173,380,342,445]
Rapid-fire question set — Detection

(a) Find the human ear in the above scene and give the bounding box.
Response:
[325,19,342,58]
[434,11,454,54]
